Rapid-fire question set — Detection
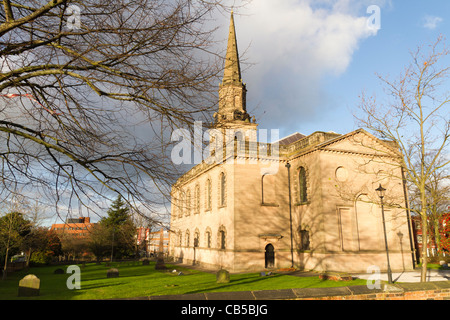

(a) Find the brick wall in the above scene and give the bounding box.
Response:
[137,281,450,300]
[295,282,450,300]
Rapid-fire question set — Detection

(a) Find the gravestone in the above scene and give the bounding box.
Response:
[216,269,230,284]
[54,268,64,274]
[18,274,40,297]
[142,259,149,266]
[319,272,352,281]
[107,268,119,278]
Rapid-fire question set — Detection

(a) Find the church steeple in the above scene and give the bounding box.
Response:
[222,12,242,85]
[215,12,255,126]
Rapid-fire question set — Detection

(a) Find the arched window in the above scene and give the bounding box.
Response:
[219,172,226,207]
[195,184,200,214]
[185,230,190,247]
[178,231,182,246]
[206,179,212,211]
[186,189,191,216]
[205,228,212,248]
[298,167,307,203]
[194,229,200,247]
[299,229,310,251]
[218,226,226,250]
[180,191,185,218]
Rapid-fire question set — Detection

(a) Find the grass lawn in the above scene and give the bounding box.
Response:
[0,261,368,300]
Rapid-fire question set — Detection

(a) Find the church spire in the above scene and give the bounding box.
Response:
[215,12,255,126]
[222,11,242,85]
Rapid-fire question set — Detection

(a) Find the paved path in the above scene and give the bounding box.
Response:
[167,261,450,283]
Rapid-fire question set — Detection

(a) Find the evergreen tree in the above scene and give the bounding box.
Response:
[99,196,135,260]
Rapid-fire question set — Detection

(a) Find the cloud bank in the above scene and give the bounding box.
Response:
[223,0,382,135]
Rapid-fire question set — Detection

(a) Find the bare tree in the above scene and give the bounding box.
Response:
[355,36,450,281]
[0,0,242,222]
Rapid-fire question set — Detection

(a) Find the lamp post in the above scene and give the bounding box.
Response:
[285,162,294,268]
[376,184,393,284]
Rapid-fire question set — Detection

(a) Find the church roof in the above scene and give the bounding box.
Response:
[275,132,306,146]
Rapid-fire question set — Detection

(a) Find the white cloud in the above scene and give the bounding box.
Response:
[221,0,380,134]
[423,15,443,30]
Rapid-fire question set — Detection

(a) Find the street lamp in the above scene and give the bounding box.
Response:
[285,162,294,268]
[376,184,393,284]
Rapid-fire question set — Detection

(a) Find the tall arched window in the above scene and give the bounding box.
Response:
[206,179,212,211]
[180,191,185,218]
[185,230,190,247]
[299,167,307,203]
[195,184,200,214]
[178,231,182,246]
[219,172,226,207]
[205,228,212,248]
[218,226,226,250]
[186,189,191,216]
[194,229,200,247]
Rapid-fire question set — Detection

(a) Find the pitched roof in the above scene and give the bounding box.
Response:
[275,132,306,146]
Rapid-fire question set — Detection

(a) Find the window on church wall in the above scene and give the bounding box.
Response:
[194,230,200,247]
[218,226,226,250]
[195,184,200,214]
[185,230,190,247]
[219,172,226,207]
[220,230,226,250]
[180,191,185,218]
[298,167,307,203]
[299,230,310,251]
[178,232,182,246]
[205,230,212,248]
[186,189,191,216]
[206,179,212,211]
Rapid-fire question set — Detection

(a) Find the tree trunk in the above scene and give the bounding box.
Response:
[421,213,428,282]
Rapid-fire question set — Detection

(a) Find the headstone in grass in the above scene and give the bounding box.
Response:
[54,268,64,274]
[18,274,40,297]
[107,268,119,278]
[319,271,352,281]
[155,257,166,270]
[142,259,149,266]
[216,269,230,284]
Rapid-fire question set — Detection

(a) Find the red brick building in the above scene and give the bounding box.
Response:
[136,227,170,257]
[50,217,95,238]
[412,213,450,259]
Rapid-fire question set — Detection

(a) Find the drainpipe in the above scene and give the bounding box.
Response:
[285,162,294,268]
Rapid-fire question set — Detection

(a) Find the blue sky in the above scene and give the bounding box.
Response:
[221,0,449,139]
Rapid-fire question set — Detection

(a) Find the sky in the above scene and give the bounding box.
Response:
[7,0,449,226]
[216,0,450,139]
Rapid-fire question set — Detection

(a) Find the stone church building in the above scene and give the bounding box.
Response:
[168,13,415,273]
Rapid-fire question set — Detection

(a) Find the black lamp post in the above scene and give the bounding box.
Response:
[285,162,294,268]
[376,184,393,284]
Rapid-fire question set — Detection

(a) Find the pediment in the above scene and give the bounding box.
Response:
[319,129,398,157]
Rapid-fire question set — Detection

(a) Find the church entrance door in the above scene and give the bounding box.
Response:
[265,244,275,268]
